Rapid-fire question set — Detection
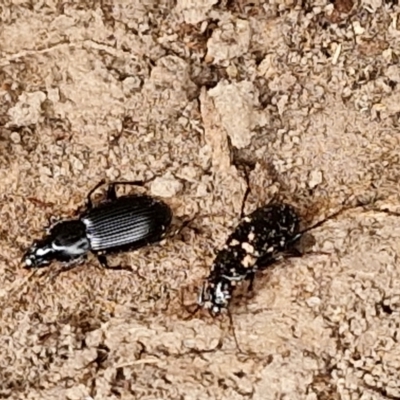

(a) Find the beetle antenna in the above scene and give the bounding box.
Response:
[299,197,360,236]
[300,208,350,235]
[7,268,39,300]
[180,286,201,320]
[86,179,107,209]
[227,308,244,354]
[183,304,201,321]
[291,197,394,258]
[171,211,201,240]
[239,167,251,219]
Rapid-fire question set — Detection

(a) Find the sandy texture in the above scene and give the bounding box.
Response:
[1,1,400,399]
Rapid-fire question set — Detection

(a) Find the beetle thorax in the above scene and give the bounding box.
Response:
[48,220,90,258]
[51,236,90,256]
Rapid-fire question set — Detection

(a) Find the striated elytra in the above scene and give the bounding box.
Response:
[23,180,173,271]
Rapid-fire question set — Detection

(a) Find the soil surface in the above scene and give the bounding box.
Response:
[1,1,400,399]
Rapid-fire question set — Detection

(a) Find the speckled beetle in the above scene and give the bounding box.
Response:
[23,179,173,271]
[197,191,357,316]
[198,203,301,314]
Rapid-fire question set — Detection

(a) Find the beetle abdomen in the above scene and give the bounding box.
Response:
[82,195,172,251]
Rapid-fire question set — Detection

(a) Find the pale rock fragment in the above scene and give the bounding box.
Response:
[362,0,382,12]
[308,169,323,189]
[7,91,46,127]
[151,174,183,198]
[208,80,257,149]
[65,384,92,400]
[10,131,21,144]
[206,19,251,64]
[353,21,365,35]
[175,0,218,24]
[385,65,400,82]
[306,296,321,307]
[200,87,230,171]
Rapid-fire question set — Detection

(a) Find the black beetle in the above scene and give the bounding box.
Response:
[198,203,301,314]
[23,179,173,271]
[197,190,357,316]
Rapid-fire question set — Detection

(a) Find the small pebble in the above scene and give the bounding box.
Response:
[151,175,183,198]
[306,296,321,307]
[308,169,323,189]
[10,131,21,144]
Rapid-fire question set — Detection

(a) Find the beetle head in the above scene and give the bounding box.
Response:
[23,220,90,269]
[198,280,232,315]
[23,237,57,268]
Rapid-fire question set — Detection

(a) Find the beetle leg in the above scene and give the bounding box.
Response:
[239,168,251,219]
[105,180,148,201]
[240,185,251,219]
[96,254,108,267]
[105,185,117,201]
[86,179,151,209]
[47,257,86,281]
[96,254,133,272]
[284,247,304,258]
[49,265,75,281]
[86,179,107,209]
[45,215,62,233]
[245,271,255,292]
[170,213,202,240]
[285,246,332,258]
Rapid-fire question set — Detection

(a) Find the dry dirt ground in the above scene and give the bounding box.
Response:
[1,1,400,399]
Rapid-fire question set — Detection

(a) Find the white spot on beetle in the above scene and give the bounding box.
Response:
[223,274,246,281]
[229,239,240,246]
[82,218,93,229]
[241,242,255,254]
[36,247,54,257]
[52,237,90,256]
[214,282,229,305]
[241,254,257,268]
